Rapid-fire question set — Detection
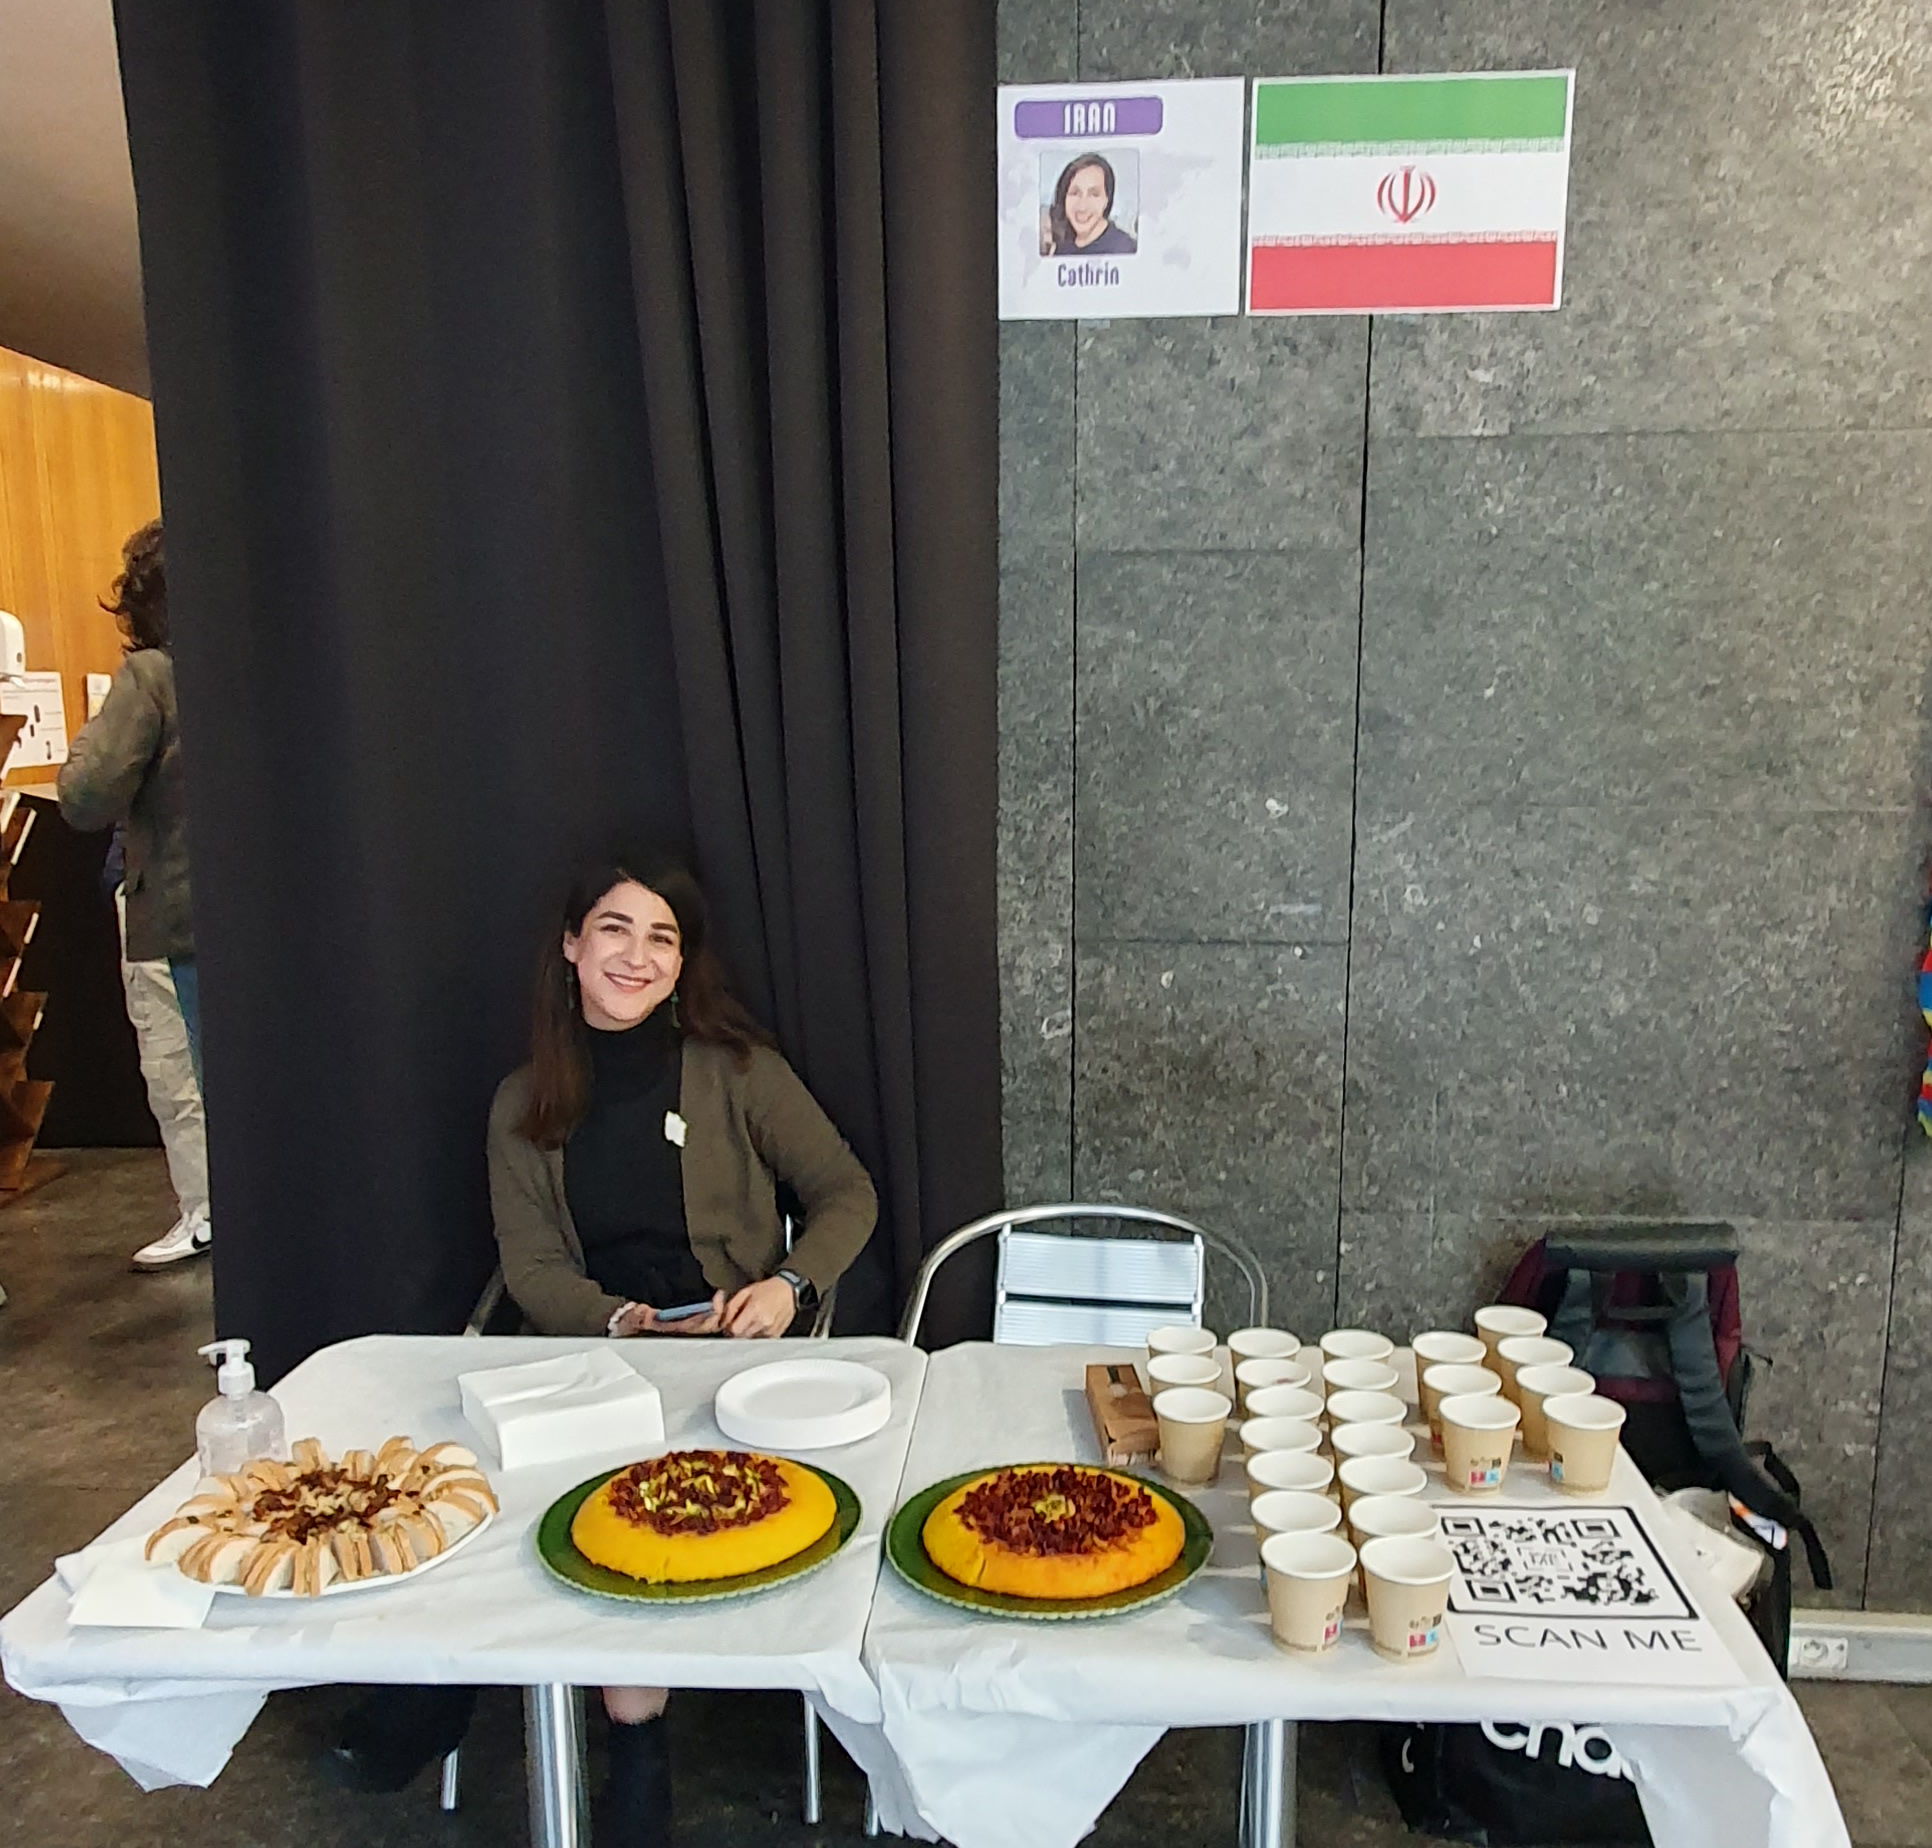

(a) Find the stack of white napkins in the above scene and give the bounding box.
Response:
[458,1349,664,1470]
[58,1534,216,1629]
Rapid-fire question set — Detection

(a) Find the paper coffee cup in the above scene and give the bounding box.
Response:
[1495,1334,1575,1404]
[1253,1487,1343,1544]
[1320,1328,1395,1366]
[1262,1530,1357,1653]
[1360,1535,1453,1661]
[1147,1353,1222,1395]
[1347,1492,1441,1552]
[1474,1305,1546,1364]
[1229,1327,1301,1366]
[1239,1415,1323,1460]
[1346,1494,1441,1597]
[1411,1329,1487,1372]
[1420,1363,1502,1447]
[1439,1391,1520,1496]
[1545,1394,1627,1494]
[1330,1422,1416,1467]
[1324,1389,1406,1431]
[1247,1447,1335,1506]
[1336,1454,1427,1515]
[1151,1385,1231,1485]
[1322,1356,1401,1401]
[1243,1384,1325,1426]
[1148,1325,1217,1371]
[1234,1356,1313,1411]
[1515,1364,1596,1458]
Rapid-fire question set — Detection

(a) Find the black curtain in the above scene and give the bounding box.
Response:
[114,0,1001,1381]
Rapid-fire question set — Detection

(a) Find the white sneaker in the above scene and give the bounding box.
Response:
[132,1210,212,1271]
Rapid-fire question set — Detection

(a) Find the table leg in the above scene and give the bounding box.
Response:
[525,1683,589,1848]
[1238,1723,1254,1844]
[1240,1719,1297,1848]
[802,1696,823,1824]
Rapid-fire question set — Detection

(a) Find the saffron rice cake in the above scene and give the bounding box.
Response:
[921,1463,1184,1599]
[570,1450,837,1583]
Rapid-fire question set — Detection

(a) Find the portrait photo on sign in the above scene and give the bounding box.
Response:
[1038,150,1140,257]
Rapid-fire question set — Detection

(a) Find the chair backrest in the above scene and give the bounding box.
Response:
[992,1226,1204,1347]
[898,1202,1266,1347]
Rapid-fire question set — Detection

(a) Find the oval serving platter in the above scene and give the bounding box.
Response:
[886,1465,1213,1621]
[536,1462,862,1604]
[209,1510,495,1599]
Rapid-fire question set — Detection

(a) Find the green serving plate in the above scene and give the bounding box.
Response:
[886,1464,1213,1621]
[536,1461,862,1604]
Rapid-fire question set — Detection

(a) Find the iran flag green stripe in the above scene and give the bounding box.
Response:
[1247,72,1573,314]
[1253,73,1570,153]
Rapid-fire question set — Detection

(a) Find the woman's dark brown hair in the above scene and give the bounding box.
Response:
[102,519,169,652]
[518,853,771,1148]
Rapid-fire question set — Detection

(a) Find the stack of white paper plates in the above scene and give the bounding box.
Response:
[714,1358,892,1451]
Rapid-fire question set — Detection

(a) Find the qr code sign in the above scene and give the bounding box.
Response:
[1439,1506,1694,1623]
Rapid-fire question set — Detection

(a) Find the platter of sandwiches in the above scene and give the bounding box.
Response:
[144,1437,498,1597]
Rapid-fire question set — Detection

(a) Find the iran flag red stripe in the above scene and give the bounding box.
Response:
[1250,238,1559,312]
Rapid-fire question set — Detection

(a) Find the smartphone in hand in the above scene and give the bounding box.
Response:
[655,1300,716,1324]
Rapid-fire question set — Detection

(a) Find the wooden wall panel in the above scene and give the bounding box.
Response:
[0,347,160,786]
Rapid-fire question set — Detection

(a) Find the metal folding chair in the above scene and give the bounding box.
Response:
[898,1201,1267,1347]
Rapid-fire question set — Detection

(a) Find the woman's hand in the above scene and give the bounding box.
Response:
[723,1276,797,1339]
[611,1293,726,1337]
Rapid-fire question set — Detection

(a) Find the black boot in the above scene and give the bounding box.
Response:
[596,1715,672,1846]
[320,1684,478,1793]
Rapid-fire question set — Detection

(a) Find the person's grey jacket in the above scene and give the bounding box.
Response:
[56,648,194,962]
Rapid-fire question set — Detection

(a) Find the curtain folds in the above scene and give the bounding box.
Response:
[113,0,1000,1379]
[604,1,999,1335]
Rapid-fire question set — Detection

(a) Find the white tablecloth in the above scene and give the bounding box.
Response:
[840,1343,1847,1848]
[0,1333,926,1789]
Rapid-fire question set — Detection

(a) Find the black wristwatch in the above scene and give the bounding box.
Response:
[777,1267,819,1313]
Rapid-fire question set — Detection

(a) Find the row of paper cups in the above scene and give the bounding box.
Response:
[1417,1307,1627,1495]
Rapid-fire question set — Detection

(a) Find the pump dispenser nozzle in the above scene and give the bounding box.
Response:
[198,1338,256,1398]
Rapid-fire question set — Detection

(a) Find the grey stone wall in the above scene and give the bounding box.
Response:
[996,0,1932,1607]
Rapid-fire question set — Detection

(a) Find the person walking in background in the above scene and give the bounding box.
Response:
[59,522,209,1267]
[104,827,210,1268]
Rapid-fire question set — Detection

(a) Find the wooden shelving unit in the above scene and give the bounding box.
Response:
[0,715,58,1207]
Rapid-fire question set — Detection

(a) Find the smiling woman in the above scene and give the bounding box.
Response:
[1046,151,1138,257]
[492,851,878,1343]
[484,849,881,1826]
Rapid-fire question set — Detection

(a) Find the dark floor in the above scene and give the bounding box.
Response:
[0,1151,1922,1846]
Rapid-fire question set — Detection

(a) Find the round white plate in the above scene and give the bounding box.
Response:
[206,1511,493,1599]
[714,1358,892,1451]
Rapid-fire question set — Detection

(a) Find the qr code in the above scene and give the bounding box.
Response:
[1439,1507,1693,1622]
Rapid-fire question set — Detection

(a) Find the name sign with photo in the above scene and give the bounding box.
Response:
[997,79,1245,319]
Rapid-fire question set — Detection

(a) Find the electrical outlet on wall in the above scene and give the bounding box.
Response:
[1792,1634,1850,1674]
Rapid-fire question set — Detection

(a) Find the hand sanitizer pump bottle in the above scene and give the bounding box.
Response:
[195,1339,288,1477]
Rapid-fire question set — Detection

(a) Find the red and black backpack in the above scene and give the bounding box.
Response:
[1499,1221,1831,1606]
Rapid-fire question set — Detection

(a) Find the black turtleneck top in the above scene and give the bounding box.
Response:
[562,1008,711,1308]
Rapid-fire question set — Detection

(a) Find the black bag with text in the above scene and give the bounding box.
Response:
[1382,1719,1649,1846]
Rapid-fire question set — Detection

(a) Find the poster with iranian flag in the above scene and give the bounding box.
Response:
[1246,71,1574,315]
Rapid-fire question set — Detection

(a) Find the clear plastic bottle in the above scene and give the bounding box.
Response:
[194,1339,288,1477]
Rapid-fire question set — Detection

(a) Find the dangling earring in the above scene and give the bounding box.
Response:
[669,990,681,1028]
